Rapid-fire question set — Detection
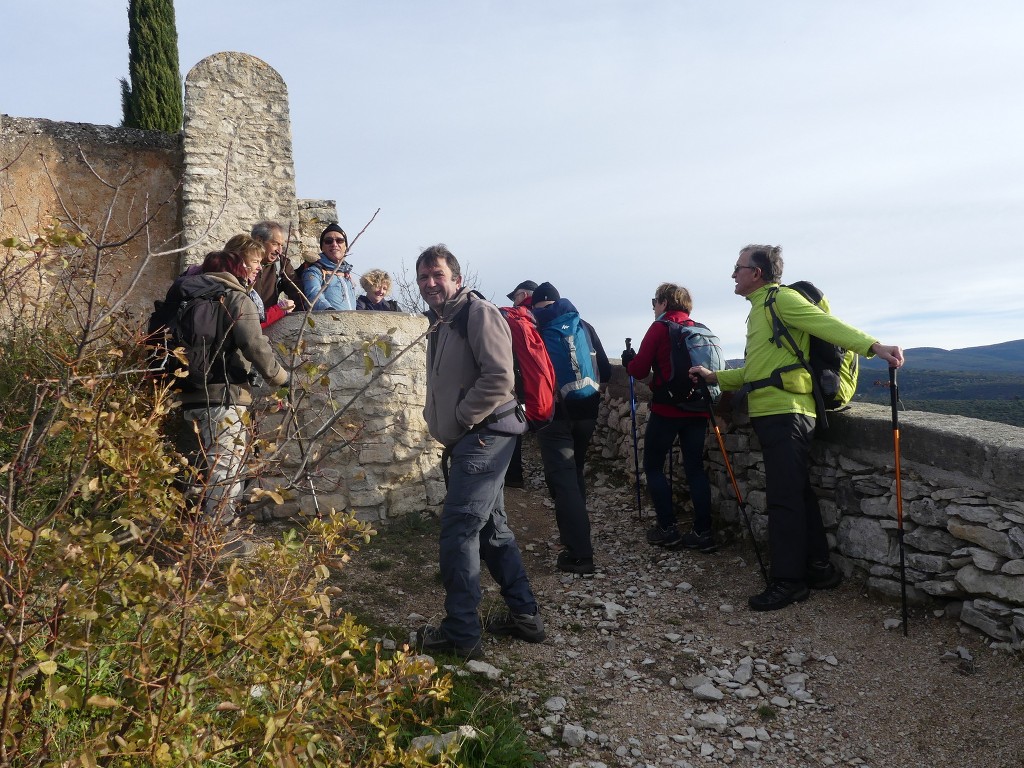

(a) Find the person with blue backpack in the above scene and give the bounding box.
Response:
[689,244,904,612]
[622,283,723,553]
[531,282,612,574]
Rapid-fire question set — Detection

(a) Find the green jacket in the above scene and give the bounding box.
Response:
[716,284,878,418]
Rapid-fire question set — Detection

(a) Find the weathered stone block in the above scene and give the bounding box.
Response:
[960,601,1011,641]
[954,565,1024,605]
[1002,559,1024,576]
[946,503,1000,525]
[947,520,1023,559]
[904,525,960,554]
[837,517,895,565]
[905,553,949,573]
[860,496,892,518]
[917,579,964,598]
[966,548,1006,572]
[905,497,946,527]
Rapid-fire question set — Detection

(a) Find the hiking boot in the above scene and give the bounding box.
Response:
[485,610,546,643]
[504,478,525,489]
[556,551,595,575]
[646,524,683,548]
[216,530,256,561]
[680,529,717,553]
[807,561,843,590]
[414,625,484,661]
[748,580,810,612]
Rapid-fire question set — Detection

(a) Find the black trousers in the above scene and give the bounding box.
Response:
[536,416,596,559]
[751,413,830,582]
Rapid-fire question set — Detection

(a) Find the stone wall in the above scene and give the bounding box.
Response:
[596,366,1024,648]
[2,55,334,325]
[181,52,299,270]
[0,114,182,322]
[255,310,443,522]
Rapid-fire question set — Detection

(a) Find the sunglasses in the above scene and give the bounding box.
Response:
[323,237,347,245]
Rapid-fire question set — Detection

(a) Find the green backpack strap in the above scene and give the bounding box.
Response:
[743,285,831,426]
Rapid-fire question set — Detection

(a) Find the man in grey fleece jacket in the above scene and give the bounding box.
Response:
[414,244,544,660]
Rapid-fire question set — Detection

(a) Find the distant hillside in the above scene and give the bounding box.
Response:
[730,339,1024,374]
[725,340,1024,426]
[859,339,1024,374]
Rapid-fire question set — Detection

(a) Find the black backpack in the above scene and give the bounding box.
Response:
[146,275,236,395]
[652,319,725,412]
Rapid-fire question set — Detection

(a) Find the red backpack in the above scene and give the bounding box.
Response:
[500,305,556,430]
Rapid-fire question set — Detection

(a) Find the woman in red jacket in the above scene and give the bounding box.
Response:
[624,283,716,552]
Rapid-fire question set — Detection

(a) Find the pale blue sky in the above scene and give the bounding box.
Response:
[4,1,1023,359]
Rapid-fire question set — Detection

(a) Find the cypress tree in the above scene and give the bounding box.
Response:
[120,0,183,133]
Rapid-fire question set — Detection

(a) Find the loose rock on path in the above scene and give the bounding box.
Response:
[337,445,1024,768]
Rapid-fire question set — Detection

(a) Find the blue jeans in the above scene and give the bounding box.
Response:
[643,413,713,533]
[439,429,538,647]
[536,416,596,559]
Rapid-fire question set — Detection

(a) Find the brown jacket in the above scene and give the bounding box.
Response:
[174,272,288,408]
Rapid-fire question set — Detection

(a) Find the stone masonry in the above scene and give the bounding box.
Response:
[181,52,298,269]
[252,310,445,523]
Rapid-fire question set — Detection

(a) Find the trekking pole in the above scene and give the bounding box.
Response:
[697,379,769,586]
[625,338,643,520]
[889,366,909,637]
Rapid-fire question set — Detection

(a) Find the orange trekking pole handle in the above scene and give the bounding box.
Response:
[890,366,909,636]
[698,379,769,585]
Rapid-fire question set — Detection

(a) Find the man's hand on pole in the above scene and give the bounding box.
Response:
[689,365,718,386]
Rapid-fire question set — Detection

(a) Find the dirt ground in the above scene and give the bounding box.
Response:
[329,444,1024,768]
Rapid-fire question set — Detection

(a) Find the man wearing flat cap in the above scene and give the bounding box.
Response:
[300,223,357,311]
[502,280,539,489]
[506,280,538,308]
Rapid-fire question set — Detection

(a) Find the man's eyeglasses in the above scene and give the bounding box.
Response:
[323,237,347,245]
[733,264,758,272]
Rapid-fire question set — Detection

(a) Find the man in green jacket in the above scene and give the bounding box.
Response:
[690,244,904,611]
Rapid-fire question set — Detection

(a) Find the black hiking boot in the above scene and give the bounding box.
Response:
[748,580,810,612]
[485,610,546,643]
[807,560,843,590]
[646,524,683,548]
[414,625,483,661]
[680,529,717,553]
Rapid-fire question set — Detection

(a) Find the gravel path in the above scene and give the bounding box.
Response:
[336,446,1024,768]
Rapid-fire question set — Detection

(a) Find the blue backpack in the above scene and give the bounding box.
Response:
[538,310,599,401]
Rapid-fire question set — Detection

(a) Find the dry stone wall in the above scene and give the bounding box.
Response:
[254,310,443,523]
[596,366,1024,648]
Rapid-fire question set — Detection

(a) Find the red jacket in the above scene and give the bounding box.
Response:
[627,309,706,419]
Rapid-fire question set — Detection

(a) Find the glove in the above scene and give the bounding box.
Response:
[621,348,636,366]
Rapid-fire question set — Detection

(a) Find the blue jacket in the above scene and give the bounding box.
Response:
[301,254,357,311]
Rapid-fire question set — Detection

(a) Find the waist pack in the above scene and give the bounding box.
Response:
[746,281,859,425]
[538,310,599,401]
[652,318,724,412]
